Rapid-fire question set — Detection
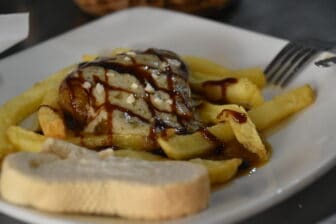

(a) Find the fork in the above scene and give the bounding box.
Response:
[315,56,336,67]
[264,39,333,87]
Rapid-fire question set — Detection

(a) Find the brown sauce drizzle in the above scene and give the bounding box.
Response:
[202,77,238,104]
[199,128,222,146]
[217,109,247,124]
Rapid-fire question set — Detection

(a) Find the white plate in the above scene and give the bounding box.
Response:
[0,7,335,224]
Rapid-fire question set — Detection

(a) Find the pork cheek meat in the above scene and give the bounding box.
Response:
[58,49,201,145]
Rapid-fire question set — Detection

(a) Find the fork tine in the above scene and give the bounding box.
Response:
[278,49,318,87]
[264,42,298,76]
[265,43,302,81]
[270,47,312,84]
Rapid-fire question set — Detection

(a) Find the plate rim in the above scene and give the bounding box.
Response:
[0,6,334,224]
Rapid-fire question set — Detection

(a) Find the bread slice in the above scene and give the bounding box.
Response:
[0,139,210,220]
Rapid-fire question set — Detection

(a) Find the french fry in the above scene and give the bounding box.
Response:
[190,76,264,108]
[248,85,315,131]
[160,85,315,160]
[190,158,242,184]
[68,134,156,151]
[158,123,236,160]
[183,56,266,88]
[157,131,216,160]
[216,105,268,162]
[200,84,315,130]
[6,126,47,152]
[114,149,166,161]
[6,125,156,153]
[38,106,66,139]
[0,65,74,159]
[183,56,231,76]
[38,84,66,138]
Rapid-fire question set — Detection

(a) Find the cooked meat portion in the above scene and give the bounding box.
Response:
[58,48,202,146]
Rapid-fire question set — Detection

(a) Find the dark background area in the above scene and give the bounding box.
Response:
[1,0,336,223]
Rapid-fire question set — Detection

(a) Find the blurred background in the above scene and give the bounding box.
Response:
[1,0,336,223]
[1,0,336,59]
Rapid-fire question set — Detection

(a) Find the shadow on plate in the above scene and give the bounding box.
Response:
[0,72,3,87]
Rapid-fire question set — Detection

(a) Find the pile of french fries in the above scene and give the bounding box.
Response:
[0,49,315,186]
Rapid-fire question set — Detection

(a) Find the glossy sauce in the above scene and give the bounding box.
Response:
[202,77,238,103]
[217,109,247,123]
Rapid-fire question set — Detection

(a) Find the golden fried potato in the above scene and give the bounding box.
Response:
[190,76,264,108]
[216,105,268,162]
[183,56,266,88]
[200,84,315,130]
[248,84,315,130]
[158,131,216,160]
[158,123,235,160]
[6,126,156,153]
[68,134,156,151]
[38,106,66,139]
[6,126,47,152]
[38,83,67,138]
[190,158,242,184]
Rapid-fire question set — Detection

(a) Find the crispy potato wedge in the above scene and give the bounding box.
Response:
[200,84,315,130]
[68,134,156,151]
[248,84,315,130]
[190,76,264,108]
[157,131,216,160]
[216,105,268,162]
[38,106,66,139]
[158,123,235,160]
[38,84,66,138]
[190,158,242,184]
[0,65,74,158]
[6,126,47,152]
[182,56,232,76]
[7,125,156,153]
[114,149,166,161]
[183,56,266,88]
